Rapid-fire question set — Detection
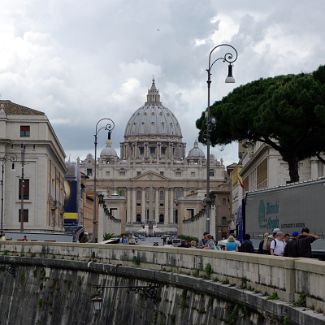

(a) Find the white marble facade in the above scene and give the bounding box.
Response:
[80,81,227,236]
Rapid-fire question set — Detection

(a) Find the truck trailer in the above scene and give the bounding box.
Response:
[237,178,325,256]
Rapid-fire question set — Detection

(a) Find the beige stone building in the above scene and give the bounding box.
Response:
[0,100,66,235]
[80,81,230,240]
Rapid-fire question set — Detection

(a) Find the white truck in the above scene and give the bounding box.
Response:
[239,178,325,257]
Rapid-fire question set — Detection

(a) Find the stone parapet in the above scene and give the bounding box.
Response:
[0,241,324,315]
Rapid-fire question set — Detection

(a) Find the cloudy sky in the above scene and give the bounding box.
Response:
[1,0,324,165]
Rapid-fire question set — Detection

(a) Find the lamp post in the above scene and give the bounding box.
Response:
[93,118,115,242]
[206,44,238,234]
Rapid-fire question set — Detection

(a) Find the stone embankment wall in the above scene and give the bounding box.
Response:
[0,242,324,325]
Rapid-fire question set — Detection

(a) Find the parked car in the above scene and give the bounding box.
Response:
[171,239,182,247]
[128,237,137,245]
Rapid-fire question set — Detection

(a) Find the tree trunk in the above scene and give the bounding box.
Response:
[286,156,300,183]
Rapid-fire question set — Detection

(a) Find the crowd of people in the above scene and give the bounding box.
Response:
[258,227,319,258]
[183,227,319,258]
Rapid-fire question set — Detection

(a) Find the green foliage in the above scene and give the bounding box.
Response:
[197,66,325,182]
[132,255,141,265]
[225,303,239,325]
[103,233,117,240]
[192,270,199,278]
[204,263,213,278]
[294,293,306,307]
[267,292,279,300]
[282,315,290,325]
[177,234,199,242]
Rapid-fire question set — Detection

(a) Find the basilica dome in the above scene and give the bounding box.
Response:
[100,140,118,159]
[124,80,182,139]
[187,140,205,159]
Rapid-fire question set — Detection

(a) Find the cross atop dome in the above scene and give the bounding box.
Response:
[146,79,161,104]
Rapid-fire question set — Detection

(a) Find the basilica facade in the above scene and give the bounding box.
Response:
[80,81,230,239]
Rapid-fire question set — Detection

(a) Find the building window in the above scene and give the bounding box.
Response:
[137,171,141,176]
[119,170,125,176]
[20,125,30,137]
[160,171,164,176]
[159,190,164,200]
[175,190,183,200]
[191,172,195,177]
[136,214,142,223]
[136,190,141,201]
[106,171,110,176]
[87,168,92,176]
[209,169,215,176]
[161,147,166,155]
[186,208,194,219]
[221,216,227,226]
[159,214,164,224]
[175,172,181,176]
[139,147,144,155]
[150,147,156,155]
[19,179,29,200]
[109,208,118,217]
[18,209,29,222]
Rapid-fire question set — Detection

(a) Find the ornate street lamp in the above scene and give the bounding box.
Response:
[91,295,103,313]
[92,118,115,242]
[206,44,238,234]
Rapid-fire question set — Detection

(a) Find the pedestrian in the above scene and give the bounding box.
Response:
[206,235,217,250]
[284,232,299,257]
[22,235,28,241]
[225,235,239,252]
[120,234,128,244]
[284,233,290,245]
[297,228,319,258]
[270,231,285,256]
[239,234,254,253]
[190,240,197,248]
[198,232,209,248]
[258,232,271,254]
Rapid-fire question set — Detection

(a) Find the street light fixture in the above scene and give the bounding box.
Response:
[91,283,160,313]
[93,118,115,242]
[206,43,238,234]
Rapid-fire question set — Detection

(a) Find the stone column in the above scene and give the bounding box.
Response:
[169,188,174,223]
[132,189,136,223]
[310,158,319,179]
[141,189,146,222]
[155,188,159,223]
[127,189,131,223]
[164,189,169,224]
[149,187,153,222]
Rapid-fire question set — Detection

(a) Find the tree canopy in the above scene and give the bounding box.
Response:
[196,65,325,182]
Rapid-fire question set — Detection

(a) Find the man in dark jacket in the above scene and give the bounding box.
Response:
[239,234,254,253]
[284,232,299,257]
[297,228,319,257]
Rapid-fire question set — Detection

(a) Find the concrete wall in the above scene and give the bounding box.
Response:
[1,241,325,318]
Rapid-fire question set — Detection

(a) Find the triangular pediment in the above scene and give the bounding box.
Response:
[132,171,168,181]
